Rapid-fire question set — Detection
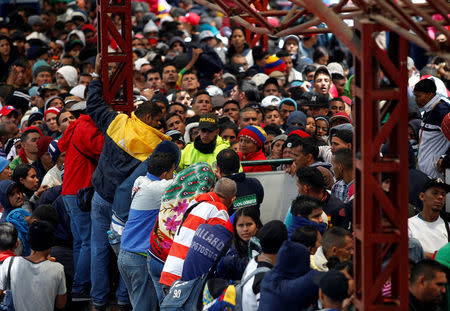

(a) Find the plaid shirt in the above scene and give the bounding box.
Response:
[331,180,354,203]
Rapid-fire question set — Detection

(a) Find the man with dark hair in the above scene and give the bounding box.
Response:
[56,109,76,134]
[231,79,259,108]
[276,50,303,82]
[222,100,240,124]
[145,69,162,91]
[215,148,264,215]
[191,90,212,116]
[0,221,67,310]
[242,220,288,311]
[332,74,347,97]
[149,93,169,119]
[79,73,92,86]
[238,106,259,129]
[118,148,179,310]
[263,77,281,97]
[249,46,269,73]
[0,106,20,126]
[180,70,200,97]
[311,227,353,271]
[408,179,449,257]
[86,55,170,309]
[288,196,326,238]
[413,78,450,178]
[0,121,19,158]
[409,259,447,310]
[292,166,347,227]
[316,270,350,310]
[10,127,42,171]
[307,92,330,117]
[165,113,185,135]
[0,222,17,263]
[278,98,297,123]
[331,148,354,203]
[161,63,179,94]
[59,110,104,302]
[290,137,318,170]
[318,126,353,163]
[179,113,229,170]
[313,67,332,96]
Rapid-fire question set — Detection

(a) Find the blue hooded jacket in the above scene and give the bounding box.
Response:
[258,241,319,311]
[288,215,327,238]
[0,180,19,221]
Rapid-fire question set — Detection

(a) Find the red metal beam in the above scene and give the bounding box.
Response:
[293,0,360,55]
[97,0,133,113]
[353,19,410,311]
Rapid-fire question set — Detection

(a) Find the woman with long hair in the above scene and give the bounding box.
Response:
[226,28,253,67]
[0,35,18,82]
[11,164,48,213]
[216,206,263,280]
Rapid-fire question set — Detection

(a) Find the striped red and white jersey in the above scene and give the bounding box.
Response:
[160,192,233,286]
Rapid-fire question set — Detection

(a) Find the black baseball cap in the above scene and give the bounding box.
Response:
[422,178,450,193]
[314,270,349,302]
[198,113,218,132]
[309,92,329,108]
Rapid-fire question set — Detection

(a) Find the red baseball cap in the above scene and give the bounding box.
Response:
[330,112,352,124]
[288,130,311,138]
[22,126,43,137]
[0,106,18,117]
[44,107,61,120]
[179,12,200,26]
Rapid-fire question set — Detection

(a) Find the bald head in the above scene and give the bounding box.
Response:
[214,177,237,207]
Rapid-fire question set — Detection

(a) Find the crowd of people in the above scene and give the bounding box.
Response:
[0,0,447,310]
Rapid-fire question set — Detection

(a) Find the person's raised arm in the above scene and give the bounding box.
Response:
[86,54,119,134]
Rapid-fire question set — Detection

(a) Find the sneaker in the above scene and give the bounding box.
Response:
[118,303,132,311]
[92,304,106,311]
[71,291,91,302]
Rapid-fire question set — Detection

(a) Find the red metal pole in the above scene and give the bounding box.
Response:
[97,0,134,113]
[353,19,409,311]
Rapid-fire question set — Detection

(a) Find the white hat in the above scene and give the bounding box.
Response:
[199,30,215,42]
[143,20,158,34]
[71,11,87,23]
[134,58,150,71]
[70,101,87,111]
[261,95,281,108]
[251,73,269,87]
[205,85,223,97]
[326,62,344,76]
[70,84,86,98]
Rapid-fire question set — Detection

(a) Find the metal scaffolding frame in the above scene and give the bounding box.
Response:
[96,0,450,309]
[97,0,134,113]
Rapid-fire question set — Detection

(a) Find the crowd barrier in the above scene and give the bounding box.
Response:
[246,171,298,224]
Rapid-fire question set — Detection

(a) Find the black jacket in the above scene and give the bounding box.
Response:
[225,172,264,216]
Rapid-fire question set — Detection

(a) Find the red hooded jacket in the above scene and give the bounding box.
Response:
[58,115,104,195]
[239,150,272,173]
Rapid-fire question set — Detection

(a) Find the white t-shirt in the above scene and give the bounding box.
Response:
[0,256,66,311]
[241,258,272,311]
[242,258,259,311]
[41,165,62,188]
[408,215,448,254]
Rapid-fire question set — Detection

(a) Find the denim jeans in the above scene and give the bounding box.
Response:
[147,253,165,304]
[118,250,158,310]
[90,192,129,306]
[62,194,91,293]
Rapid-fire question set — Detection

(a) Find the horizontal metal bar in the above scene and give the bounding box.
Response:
[241,158,293,167]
